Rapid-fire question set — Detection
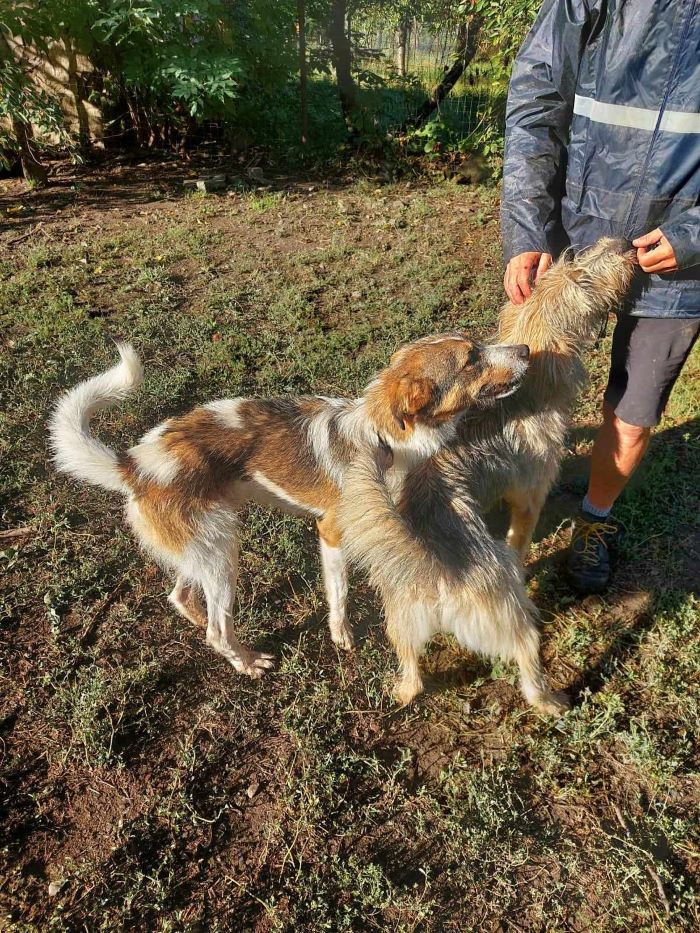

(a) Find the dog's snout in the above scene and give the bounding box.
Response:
[609,237,631,255]
[482,343,531,370]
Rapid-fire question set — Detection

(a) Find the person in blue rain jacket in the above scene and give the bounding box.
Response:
[501,0,700,593]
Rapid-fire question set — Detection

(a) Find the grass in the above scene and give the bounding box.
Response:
[0,163,698,932]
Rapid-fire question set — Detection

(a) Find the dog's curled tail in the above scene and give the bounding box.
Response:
[337,450,439,594]
[49,341,143,493]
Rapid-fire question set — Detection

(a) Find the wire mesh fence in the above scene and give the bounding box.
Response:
[353,21,505,143]
[131,23,506,165]
[225,17,509,159]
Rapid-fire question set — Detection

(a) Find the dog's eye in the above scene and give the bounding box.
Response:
[465,347,479,366]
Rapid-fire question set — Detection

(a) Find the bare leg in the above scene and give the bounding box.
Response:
[586,402,650,511]
[505,480,551,562]
[317,513,354,650]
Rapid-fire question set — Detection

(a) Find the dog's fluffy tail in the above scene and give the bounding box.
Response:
[337,451,440,594]
[49,342,143,493]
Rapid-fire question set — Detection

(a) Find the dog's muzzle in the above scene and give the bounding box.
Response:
[479,343,531,400]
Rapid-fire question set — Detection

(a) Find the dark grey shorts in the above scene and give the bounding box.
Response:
[604,316,700,427]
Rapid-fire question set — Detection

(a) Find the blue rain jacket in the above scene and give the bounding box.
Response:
[502,0,700,318]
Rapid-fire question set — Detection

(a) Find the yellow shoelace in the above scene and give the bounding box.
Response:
[572,520,617,565]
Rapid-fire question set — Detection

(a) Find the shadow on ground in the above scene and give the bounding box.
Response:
[477,415,699,705]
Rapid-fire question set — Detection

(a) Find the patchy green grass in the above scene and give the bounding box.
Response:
[0,164,698,932]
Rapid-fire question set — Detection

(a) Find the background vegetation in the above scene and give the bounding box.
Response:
[0,1,541,180]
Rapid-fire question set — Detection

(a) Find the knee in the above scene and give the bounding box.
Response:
[615,417,650,447]
[604,409,650,447]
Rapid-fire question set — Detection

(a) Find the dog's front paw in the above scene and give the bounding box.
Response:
[222,648,275,678]
[240,651,276,678]
[532,690,570,716]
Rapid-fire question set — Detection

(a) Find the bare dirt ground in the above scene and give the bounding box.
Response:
[1,158,698,931]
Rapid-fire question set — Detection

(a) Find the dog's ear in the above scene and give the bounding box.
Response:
[390,375,434,430]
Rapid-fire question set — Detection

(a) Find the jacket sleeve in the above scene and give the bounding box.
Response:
[660,207,700,271]
[501,0,598,264]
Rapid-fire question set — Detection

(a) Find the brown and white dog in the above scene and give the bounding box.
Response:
[50,333,530,677]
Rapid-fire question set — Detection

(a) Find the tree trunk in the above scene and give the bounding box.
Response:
[404,14,484,130]
[0,35,49,184]
[12,115,48,185]
[126,90,151,148]
[328,0,358,132]
[64,37,91,157]
[395,16,409,77]
[298,0,308,144]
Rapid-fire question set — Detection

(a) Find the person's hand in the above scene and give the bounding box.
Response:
[504,251,553,304]
[633,229,679,274]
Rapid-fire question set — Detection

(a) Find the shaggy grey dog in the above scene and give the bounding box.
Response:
[338,238,636,712]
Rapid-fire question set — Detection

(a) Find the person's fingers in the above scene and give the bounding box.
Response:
[634,228,678,273]
[505,253,547,304]
[510,281,525,304]
[505,279,523,304]
[641,256,678,274]
[638,242,674,270]
[637,246,662,268]
[641,240,672,257]
[504,265,524,304]
[632,228,663,248]
[535,252,553,280]
[503,266,513,301]
[516,265,533,300]
[504,264,518,303]
[638,247,675,271]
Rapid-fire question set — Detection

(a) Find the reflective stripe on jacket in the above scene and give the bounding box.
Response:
[502,0,700,318]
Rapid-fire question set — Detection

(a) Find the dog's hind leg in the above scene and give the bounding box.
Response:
[317,512,354,651]
[505,480,551,562]
[511,611,569,715]
[386,605,426,706]
[452,589,567,715]
[188,516,275,678]
[168,577,207,628]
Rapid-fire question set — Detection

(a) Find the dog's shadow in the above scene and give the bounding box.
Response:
[240,548,384,659]
[420,653,494,698]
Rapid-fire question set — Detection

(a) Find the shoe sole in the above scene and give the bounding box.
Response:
[567,573,610,595]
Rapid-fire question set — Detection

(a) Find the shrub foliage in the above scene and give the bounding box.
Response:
[0,1,539,173]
